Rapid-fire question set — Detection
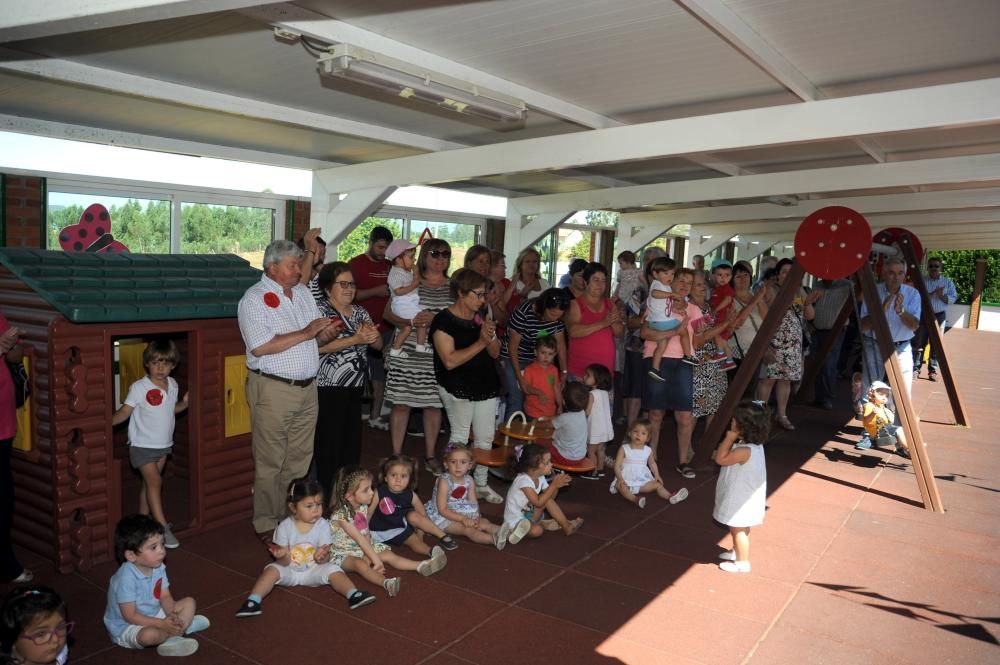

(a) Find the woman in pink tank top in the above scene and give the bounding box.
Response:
[565,263,624,378]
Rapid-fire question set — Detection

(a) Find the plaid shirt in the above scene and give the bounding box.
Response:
[238,274,321,381]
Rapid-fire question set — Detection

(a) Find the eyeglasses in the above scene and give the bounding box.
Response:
[928,264,942,269]
[471,289,488,299]
[20,621,74,645]
[335,281,356,289]
[428,250,452,259]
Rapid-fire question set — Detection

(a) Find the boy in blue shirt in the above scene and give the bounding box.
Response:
[104,515,209,657]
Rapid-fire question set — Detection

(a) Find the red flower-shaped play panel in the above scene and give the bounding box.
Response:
[263,292,280,308]
[146,389,163,406]
[450,486,467,499]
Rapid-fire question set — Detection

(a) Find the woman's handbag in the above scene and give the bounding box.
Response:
[7,359,30,408]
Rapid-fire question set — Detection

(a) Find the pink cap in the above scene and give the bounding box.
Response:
[386,239,417,261]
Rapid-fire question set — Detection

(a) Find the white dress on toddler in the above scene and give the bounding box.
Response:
[610,445,655,495]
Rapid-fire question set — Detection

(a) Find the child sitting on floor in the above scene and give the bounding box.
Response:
[425,445,515,550]
[546,381,590,467]
[329,467,447,601]
[370,455,459,555]
[235,478,367,616]
[521,334,562,420]
[504,443,583,539]
[855,381,911,459]
[610,418,688,508]
[103,515,208,657]
[1,585,71,665]
[713,400,769,574]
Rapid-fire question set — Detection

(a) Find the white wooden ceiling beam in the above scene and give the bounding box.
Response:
[0,49,462,153]
[0,0,276,43]
[518,154,1000,215]
[502,205,575,258]
[622,188,1000,229]
[675,0,887,165]
[313,78,1000,193]
[0,113,341,171]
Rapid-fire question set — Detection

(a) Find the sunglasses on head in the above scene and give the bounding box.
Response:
[545,297,569,310]
[428,249,451,259]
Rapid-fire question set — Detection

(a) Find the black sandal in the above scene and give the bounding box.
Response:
[438,534,459,551]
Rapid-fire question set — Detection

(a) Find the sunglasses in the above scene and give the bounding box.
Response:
[428,250,452,259]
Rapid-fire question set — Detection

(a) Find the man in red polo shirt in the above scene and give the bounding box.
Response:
[348,225,393,429]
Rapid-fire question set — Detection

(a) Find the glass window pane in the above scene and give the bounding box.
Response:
[180,202,273,264]
[336,216,403,261]
[409,220,478,269]
[48,192,169,252]
[532,231,555,285]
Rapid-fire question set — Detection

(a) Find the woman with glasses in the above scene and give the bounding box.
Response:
[383,239,454,473]
[499,288,570,417]
[465,245,509,326]
[430,268,504,502]
[313,262,383,503]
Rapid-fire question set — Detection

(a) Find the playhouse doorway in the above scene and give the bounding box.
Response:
[112,333,194,535]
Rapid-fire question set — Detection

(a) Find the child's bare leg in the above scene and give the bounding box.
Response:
[896,428,909,451]
[617,479,640,505]
[416,324,428,349]
[717,337,733,358]
[681,327,694,357]
[445,522,494,546]
[136,624,172,647]
[379,551,421,572]
[341,555,385,586]
[406,510,447,541]
[652,481,675,501]
[476,518,499,534]
[731,527,750,562]
[138,460,168,526]
[248,566,281,601]
[586,444,600,474]
[398,531,432,556]
[393,325,412,350]
[652,339,667,372]
[327,570,354,597]
[544,500,583,535]
[169,597,196,631]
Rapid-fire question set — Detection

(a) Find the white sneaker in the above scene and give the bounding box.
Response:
[368,417,389,431]
[389,348,409,359]
[417,546,447,576]
[719,560,751,573]
[718,549,736,561]
[493,522,513,550]
[508,519,532,545]
[669,487,689,505]
[476,483,504,504]
[415,343,432,354]
[637,497,646,509]
[383,577,401,597]
[157,636,199,657]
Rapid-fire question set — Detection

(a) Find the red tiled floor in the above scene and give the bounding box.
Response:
[4,328,998,665]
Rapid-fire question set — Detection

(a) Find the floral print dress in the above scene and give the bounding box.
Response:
[692,303,728,419]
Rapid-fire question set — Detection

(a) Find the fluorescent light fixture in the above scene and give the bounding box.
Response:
[318,44,527,123]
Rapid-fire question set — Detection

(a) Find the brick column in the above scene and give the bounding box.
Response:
[285,200,311,243]
[2,175,45,248]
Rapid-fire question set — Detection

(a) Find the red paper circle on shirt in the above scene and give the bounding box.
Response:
[153,578,163,599]
[353,511,368,531]
[263,292,280,308]
[146,389,163,406]
[450,486,467,499]
[794,206,872,279]
[379,496,396,515]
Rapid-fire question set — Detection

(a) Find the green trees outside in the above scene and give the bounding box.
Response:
[929,249,1000,305]
[335,216,403,261]
[47,199,272,256]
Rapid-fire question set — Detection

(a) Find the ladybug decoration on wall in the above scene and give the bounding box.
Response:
[58,204,130,253]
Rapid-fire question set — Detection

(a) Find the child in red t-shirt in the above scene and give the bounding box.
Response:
[521,335,562,420]
[708,259,737,371]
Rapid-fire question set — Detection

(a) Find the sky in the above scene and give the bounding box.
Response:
[0,130,507,216]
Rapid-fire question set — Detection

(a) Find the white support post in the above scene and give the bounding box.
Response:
[502,201,575,260]
[310,178,396,255]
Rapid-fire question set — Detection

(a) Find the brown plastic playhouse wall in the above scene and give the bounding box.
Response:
[2,272,253,572]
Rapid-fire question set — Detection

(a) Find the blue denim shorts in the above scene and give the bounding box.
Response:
[642,357,693,412]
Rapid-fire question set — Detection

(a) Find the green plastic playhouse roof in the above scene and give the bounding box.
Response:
[0,249,264,322]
